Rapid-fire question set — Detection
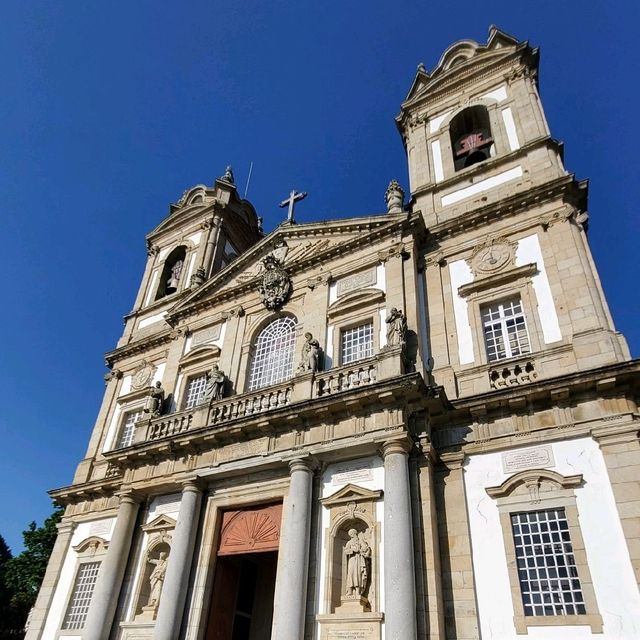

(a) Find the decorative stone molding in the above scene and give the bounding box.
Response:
[307,272,331,289]
[489,360,537,389]
[73,536,109,556]
[469,236,515,276]
[378,243,408,263]
[146,243,160,257]
[486,469,582,502]
[131,360,156,390]
[385,179,405,214]
[104,368,123,383]
[458,263,537,298]
[217,503,282,556]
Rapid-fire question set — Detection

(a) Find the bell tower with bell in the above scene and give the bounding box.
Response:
[118,167,263,348]
[397,26,629,399]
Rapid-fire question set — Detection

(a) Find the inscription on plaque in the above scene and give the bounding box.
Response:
[89,520,112,536]
[331,461,374,485]
[502,445,555,473]
[328,630,372,638]
[337,267,377,297]
[191,324,222,347]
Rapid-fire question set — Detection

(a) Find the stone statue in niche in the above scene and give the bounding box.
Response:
[147,551,168,609]
[144,381,165,417]
[385,308,407,347]
[202,364,226,402]
[344,529,371,596]
[166,259,184,293]
[298,332,322,373]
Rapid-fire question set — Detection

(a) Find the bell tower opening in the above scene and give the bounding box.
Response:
[450,105,494,171]
[155,245,187,299]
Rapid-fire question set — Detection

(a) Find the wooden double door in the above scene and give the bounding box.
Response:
[205,504,282,640]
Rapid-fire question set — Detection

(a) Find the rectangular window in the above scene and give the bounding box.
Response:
[62,561,101,630]
[341,322,373,364]
[117,410,142,448]
[511,508,586,617]
[482,298,531,362]
[184,374,207,409]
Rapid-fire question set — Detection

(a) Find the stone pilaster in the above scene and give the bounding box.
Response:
[84,492,140,640]
[593,424,640,585]
[271,458,314,640]
[411,437,445,640]
[154,480,203,640]
[24,521,76,640]
[436,452,480,640]
[382,438,418,640]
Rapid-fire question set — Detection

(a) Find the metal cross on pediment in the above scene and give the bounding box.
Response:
[279,189,307,224]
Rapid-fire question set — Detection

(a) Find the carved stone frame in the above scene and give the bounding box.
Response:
[319,484,383,614]
[57,535,109,637]
[129,514,176,622]
[486,469,602,634]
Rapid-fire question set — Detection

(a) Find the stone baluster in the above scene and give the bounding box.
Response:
[83,492,140,640]
[154,480,203,640]
[271,458,314,640]
[382,439,418,640]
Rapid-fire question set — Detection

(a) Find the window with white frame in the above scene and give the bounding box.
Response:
[248,316,297,391]
[341,322,374,364]
[481,298,531,362]
[117,410,142,448]
[62,561,101,630]
[511,508,586,617]
[184,374,207,409]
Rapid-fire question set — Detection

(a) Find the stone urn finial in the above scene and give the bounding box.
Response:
[385,180,405,214]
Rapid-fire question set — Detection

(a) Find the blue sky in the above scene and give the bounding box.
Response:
[0,2,637,553]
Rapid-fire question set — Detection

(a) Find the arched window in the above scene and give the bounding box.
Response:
[248,317,297,390]
[450,106,494,171]
[155,246,187,300]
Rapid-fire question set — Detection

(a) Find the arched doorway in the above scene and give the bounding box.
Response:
[205,503,282,640]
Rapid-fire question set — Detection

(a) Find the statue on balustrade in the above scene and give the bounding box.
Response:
[147,551,168,609]
[344,529,371,596]
[298,332,322,373]
[202,364,226,402]
[144,381,165,417]
[385,307,407,348]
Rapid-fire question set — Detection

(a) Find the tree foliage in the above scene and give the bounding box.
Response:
[0,505,63,638]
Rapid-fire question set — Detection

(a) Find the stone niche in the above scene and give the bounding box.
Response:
[120,514,176,640]
[317,484,384,640]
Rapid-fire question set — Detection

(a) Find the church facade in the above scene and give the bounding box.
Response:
[27,27,640,640]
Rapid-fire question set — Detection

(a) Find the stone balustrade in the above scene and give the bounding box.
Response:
[314,358,378,396]
[138,351,399,445]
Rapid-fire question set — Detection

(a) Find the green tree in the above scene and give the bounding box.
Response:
[2,506,64,636]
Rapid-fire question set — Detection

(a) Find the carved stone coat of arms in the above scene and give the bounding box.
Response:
[258,255,291,310]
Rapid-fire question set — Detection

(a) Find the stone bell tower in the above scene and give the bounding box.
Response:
[397,26,629,399]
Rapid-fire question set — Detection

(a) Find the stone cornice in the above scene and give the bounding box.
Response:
[422,173,587,242]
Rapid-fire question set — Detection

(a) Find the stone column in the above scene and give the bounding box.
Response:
[84,492,140,640]
[272,458,314,640]
[382,439,418,640]
[154,481,203,640]
[24,521,76,640]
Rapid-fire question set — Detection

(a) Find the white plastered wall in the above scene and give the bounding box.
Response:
[448,260,475,365]
[464,438,640,639]
[42,518,116,639]
[516,234,562,344]
[315,457,385,639]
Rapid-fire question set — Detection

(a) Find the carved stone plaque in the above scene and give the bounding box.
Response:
[337,267,377,297]
[191,324,221,347]
[502,445,555,473]
[89,520,113,536]
[331,461,374,485]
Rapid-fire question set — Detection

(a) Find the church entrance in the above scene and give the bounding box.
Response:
[205,503,282,640]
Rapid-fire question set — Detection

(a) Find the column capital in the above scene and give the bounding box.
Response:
[439,451,466,471]
[55,520,76,536]
[181,476,204,494]
[380,436,413,459]
[288,456,317,474]
[591,423,640,448]
[115,489,142,506]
